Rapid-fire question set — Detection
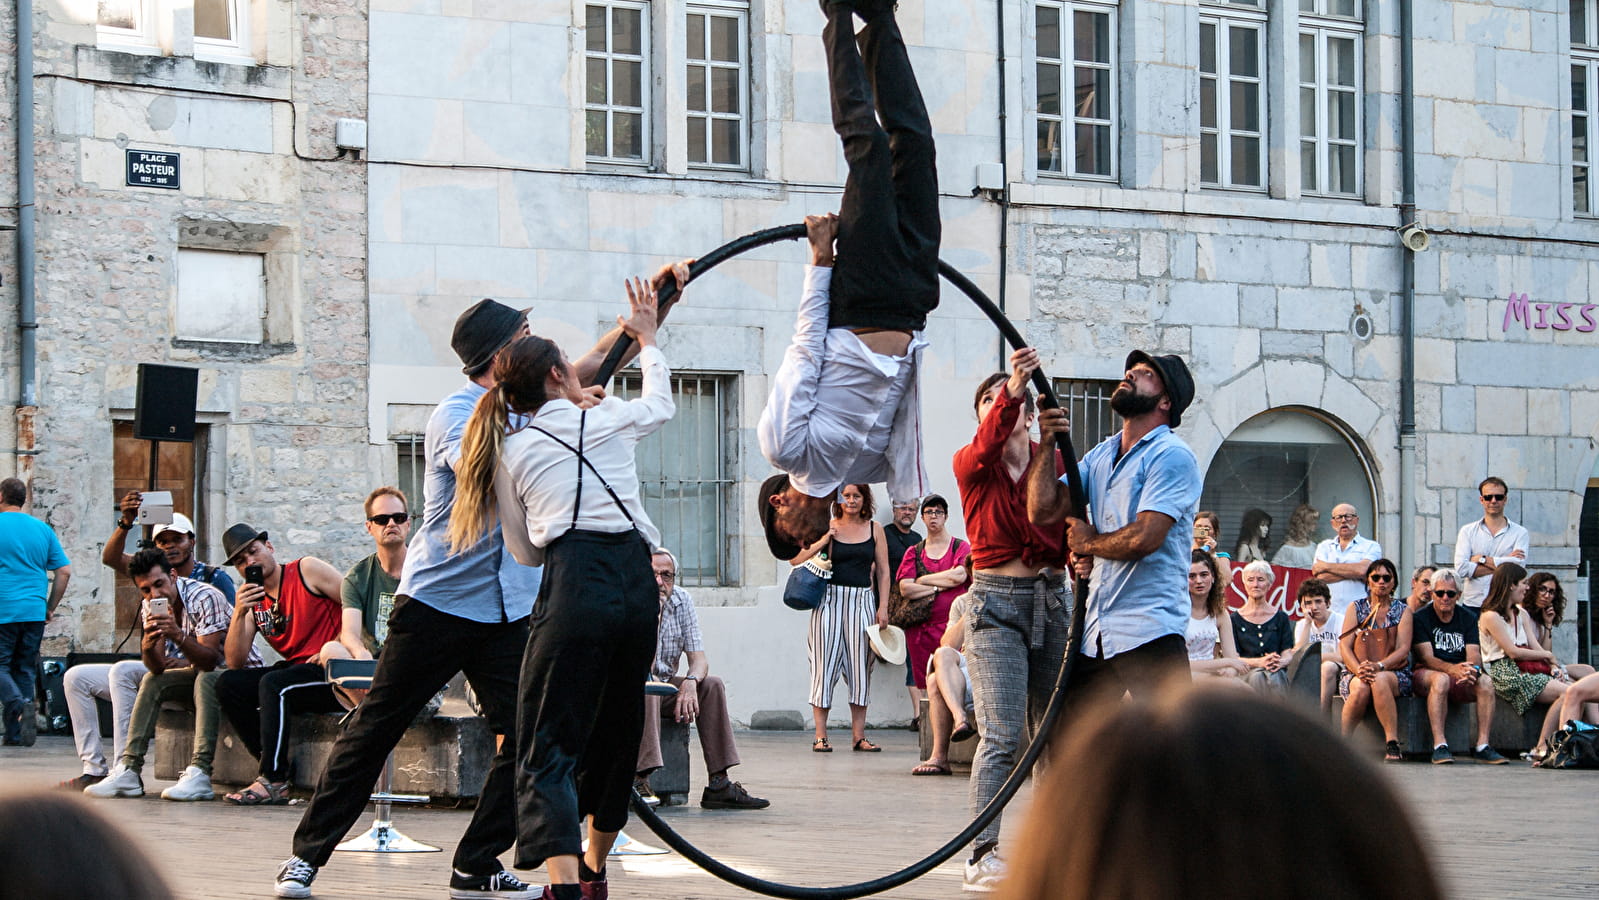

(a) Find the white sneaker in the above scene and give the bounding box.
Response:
[161,765,215,801]
[83,763,144,798]
[962,849,1006,893]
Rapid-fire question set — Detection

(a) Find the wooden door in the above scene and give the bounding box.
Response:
[111,423,202,632]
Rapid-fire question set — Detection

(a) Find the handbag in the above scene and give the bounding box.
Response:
[1347,602,1398,670]
[783,542,833,611]
[888,539,965,629]
[1536,721,1599,769]
[1516,659,1554,676]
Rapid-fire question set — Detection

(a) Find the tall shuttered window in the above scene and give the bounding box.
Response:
[586,1,652,165]
[1299,0,1363,196]
[686,3,750,170]
[1035,0,1117,179]
[1200,0,1267,190]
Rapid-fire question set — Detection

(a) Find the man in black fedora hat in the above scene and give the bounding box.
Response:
[1026,350,1202,701]
[273,264,690,900]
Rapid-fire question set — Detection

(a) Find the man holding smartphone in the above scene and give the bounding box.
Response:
[85,548,260,801]
[214,524,345,806]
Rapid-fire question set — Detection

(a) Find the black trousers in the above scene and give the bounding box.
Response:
[292,596,528,875]
[514,530,658,870]
[824,6,941,332]
[1069,633,1191,711]
[216,661,343,781]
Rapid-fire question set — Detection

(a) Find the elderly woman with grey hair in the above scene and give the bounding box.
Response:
[1230,560,1296,693]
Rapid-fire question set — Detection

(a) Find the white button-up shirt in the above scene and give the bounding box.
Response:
[757,266,928,501]
[1313,533,1383,616]
[496,346,672,566]
[1453,518,1530,608]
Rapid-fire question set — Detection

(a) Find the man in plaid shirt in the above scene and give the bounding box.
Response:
[633,548,769,810]
[85,548,261,802]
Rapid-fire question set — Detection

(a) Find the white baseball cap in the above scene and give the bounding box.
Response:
[153,513,196,540]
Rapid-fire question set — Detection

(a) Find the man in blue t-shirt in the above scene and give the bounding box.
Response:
[1026,351,1201,702]
[1411,570,1507,764]
[0,477,73,745]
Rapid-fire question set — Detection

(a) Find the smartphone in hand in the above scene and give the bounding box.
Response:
[245,565,265,586]
[148,597,169,618]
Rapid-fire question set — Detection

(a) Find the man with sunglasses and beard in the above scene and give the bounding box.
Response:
[1026,352,1201,705]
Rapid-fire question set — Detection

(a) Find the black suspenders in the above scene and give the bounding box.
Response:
[529,409,637,530]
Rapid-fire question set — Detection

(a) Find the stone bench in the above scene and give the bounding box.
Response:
[1340,694,1548,756]
[651,719,693,807]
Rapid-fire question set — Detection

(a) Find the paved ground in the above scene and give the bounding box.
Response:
[2,728,1596,899]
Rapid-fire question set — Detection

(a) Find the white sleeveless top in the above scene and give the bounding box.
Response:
[1480,607,1526,663]
[1186,612,1221,661]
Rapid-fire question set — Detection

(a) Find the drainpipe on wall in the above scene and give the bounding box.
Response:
[994,0,1010,370]
[14,0,39,489]
[1397,0,1418,575]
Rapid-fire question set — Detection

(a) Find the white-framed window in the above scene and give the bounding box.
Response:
[98,0,251,62]
[1575,0,1598,215]
[1034,0,1117,179]
[193,0,251,60]
[175,248,266,344]
[615,372,737,586]
[1200,1,1267,190]
[686,2,749,170]
[586,1,652,165]
[1299,0,1362,196]
[97,0,159,49]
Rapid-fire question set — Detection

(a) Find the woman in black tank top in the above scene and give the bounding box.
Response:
[789,483,891,752]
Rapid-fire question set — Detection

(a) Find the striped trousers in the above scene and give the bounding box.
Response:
[808,584,877,709]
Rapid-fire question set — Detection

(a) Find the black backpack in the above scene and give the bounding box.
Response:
[1536,721,1599,770]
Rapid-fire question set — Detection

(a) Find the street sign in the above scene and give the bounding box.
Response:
[126,149,181,190]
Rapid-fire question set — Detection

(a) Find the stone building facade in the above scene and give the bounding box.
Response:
[2,0,370,654]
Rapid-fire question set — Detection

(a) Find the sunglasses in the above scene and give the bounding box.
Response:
[1481,493,1506,502]
[368,513,410,526]
[1432,589,1458,599]
[1368,573,1394,583]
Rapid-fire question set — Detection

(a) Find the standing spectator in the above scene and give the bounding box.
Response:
[1477,562,1570,762]
[635,549,769,810]
[84,548,259,801]
[101,493,234,602]
[1270,502,1319,569]
[1337,559,1414,762]
[215,526,346,806]
[896,494,971,709]
[791,483,890,753]
[1292,578,1342,713]
[1311,503,1382,617]
[1403,565,1437,613]
[1233,509,1272,564]
[1028,349,1200,701]
[1453,476,1529,608]
[1230,560,1296,693]
[1192,510,1232,584]
[1410,570,1506,764]
[1523,572,1594,680]
[950,349,1070,892]
[1186,551,1246,680]
[0,477,71,746]
[883,497,924,714]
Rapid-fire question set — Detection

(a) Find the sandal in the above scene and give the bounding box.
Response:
[853,738,882,752]
[911,761,951,776]
[950,722,977,743]
[812,737,833,753]
[225,778,291,806]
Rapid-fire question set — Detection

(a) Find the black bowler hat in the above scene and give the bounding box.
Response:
[1125,350,1195,428]
[452,299,531,375]
[758,473,801,561]
[222,523,269,567]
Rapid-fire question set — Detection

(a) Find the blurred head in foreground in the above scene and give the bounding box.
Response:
[1002,684,1443,900]
[0,790,173,900]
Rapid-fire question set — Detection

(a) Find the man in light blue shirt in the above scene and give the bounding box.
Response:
[0,477,72,746]
[1026,351,1201,700]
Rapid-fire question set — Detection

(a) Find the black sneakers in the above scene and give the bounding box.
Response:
[273,857,317,899]
[701,780,770,810]
[448,869,540,900]
[1430,744,1454,765]
[1473,745,1509,765]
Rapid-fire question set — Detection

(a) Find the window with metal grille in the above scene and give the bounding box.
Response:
[1299,0,1362,197]
[686,2,749,170]
[1052,378,1121,456]
[1034,0,1117,179]
[1200,1,1267,190]
[1575,0,1598,215]
[614,373,738,586]
[393,435,427,522]
[586,1,652,165]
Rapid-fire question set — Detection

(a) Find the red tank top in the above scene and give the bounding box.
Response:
[259,560,341,665]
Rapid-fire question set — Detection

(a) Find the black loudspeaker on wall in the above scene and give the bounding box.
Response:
[133,363,199,443]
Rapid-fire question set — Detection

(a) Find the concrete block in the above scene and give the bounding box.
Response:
[1204,361,1267,434]
[1321,374,1381,436]
[1138,231,1168,277]
[1414,337,1458,384]
[1264,359,1325,409]
[434,245,541,297]
[1239,285,1277,329]
[1476,386,1528,435]
[1260,329,1321,359]
[1309,243,1352,289]
[1440,384,1476,433]
[750,709,806,730]
[1277,287,1351,332]
[1519,488,1575,543]
[372,13,513,103]
[1499,162,1562,221]
[1167,281,1239,326]
[370,94,464,161]
[1425,433,1486,489]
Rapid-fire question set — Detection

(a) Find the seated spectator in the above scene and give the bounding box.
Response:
[1524,572,1595,681]
[1478,562,1570,762]
[913,592,976,776]
[1185,551,1245,680]
[1403,565,1436,614]
[1192,510,1231,584]
[1269,502,1318,569]
[85,549,260,801]
[1230,560,1295,693]
[1232,508,1272,564]
[1291,578,1342,713]
[635,549,769,810]
[1003,684,1444,900]
[101,493,235,601]
[0,790,174,900]
[215,524,345,805]
[1409,571,1506,764]
[329,487,415,710]
[896,494,971,704]
[1554,670,1599,728]
[1337,558,1414,762]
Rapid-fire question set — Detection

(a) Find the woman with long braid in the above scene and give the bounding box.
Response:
[450,273,677,900]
